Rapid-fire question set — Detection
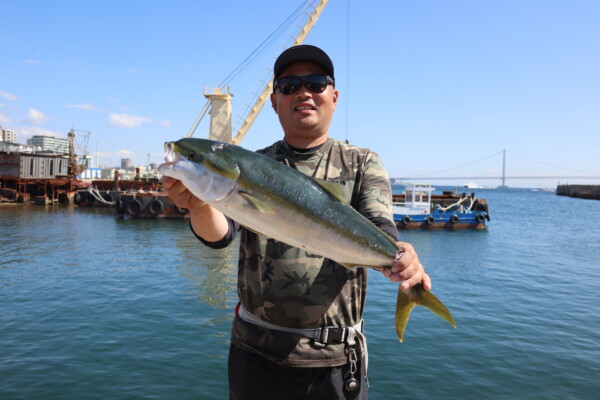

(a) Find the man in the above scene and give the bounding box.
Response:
[163,45,431,399]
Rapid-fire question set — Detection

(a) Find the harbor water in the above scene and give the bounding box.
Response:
[1,188,599,399]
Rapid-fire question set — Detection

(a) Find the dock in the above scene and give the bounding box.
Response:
[556,184,600,200]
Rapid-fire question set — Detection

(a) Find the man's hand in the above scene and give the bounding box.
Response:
[381,242,432,291]
[162,176,207,212]
[162,176,230,242]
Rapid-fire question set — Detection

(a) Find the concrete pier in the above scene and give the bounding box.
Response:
[556,184,600,200]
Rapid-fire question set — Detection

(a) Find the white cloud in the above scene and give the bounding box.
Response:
[0,113,10,123]
[25,108,49,125]
[66,103,96,111]
[125,67,136,73]
[109,113,153,129]
[160,120,171,127]
[116,149,135,156]
[25,59,40,64]
[0,90,17,101]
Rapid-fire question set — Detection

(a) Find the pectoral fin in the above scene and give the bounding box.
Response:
[239,191,275,214]
[313,178,347,203]
[395,284,456,342]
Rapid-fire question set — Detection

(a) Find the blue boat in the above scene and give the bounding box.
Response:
[393,184,489,229]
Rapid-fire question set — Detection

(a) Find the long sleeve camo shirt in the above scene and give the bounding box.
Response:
[195,137,398,367]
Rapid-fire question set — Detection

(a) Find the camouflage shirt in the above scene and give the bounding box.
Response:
[229,137,397,367]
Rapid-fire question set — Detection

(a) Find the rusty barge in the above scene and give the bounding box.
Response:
[73,169,188,219]
[75,187,188,219]
[0,129,91,204]
[0,152,85,204]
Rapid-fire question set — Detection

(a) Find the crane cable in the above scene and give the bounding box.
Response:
[187,0,314,138]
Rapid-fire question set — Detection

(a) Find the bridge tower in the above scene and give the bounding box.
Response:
[499,149,508,189]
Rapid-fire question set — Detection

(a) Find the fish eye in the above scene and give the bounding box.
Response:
[187,151,201,162]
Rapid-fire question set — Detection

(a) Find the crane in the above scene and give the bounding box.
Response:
[186,0,329,144]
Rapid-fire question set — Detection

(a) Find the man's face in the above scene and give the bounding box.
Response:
[270,61,338,146]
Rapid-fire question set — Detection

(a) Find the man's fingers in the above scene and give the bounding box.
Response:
[401,273,422,289]
[162,176,176,189]
[422,272,432,291]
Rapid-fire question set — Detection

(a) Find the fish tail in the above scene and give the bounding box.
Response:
[395,284,456,342]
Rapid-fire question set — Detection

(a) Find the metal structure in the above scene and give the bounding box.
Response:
[232,0,329,145]
[0,129,89,203]
[394,148,600,186]
[67,128,90,177]
[186,0,329,144]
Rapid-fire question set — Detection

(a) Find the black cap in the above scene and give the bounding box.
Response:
[274,44,335,81]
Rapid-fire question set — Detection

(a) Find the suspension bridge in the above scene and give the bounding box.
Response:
[392,150,600,187]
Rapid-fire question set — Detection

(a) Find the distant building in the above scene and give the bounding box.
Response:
[100,168,117,179]
[78,167,102,180]
[1,126,17,142]
[79,155,94,168]
[121,158,132,171]
[0,141,37,153]
[27,135,69,154]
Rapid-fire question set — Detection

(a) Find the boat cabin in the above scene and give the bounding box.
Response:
[392,184,434,215]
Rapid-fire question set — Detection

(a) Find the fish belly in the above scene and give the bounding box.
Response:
[212,186,393,269]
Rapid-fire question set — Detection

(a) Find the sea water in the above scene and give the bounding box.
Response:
[1,188,599,399]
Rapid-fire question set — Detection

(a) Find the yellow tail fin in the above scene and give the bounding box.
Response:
[395,284,456,342]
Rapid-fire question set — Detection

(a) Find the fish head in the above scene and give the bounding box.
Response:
[158,138,240,203]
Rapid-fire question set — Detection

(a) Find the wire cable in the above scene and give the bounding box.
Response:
[345,0,350,142]
[507,150,594,175]
[218,1,308,87]
[411,150,504,177]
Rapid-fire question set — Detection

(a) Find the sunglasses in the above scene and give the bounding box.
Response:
[274,74,334,95]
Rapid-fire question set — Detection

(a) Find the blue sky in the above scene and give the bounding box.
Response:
[2,0,599,188]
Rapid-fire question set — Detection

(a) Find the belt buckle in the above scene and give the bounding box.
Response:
[313,326,348,347]
[313,327,326,347]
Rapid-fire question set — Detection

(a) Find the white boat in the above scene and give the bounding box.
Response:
[392,184,489,229]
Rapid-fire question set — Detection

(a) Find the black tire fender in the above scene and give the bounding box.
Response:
[127,199,143,217]
[148,199,165,215]
[82,192,94,206]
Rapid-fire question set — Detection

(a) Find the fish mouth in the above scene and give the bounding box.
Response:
[163,142,182,164]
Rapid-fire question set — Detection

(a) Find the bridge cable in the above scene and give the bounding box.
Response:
[409,150,504,178]
[506,150,594,175]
